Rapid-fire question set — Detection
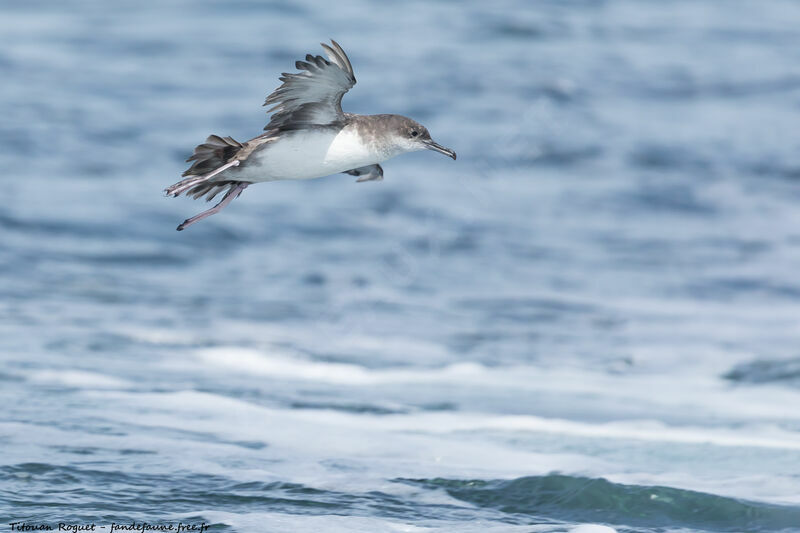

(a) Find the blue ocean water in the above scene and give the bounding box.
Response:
[2,0,800,531]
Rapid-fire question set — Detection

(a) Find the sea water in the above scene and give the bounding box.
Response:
[2,1,800,532]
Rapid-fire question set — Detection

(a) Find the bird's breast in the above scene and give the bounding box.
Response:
[238,128,381,182]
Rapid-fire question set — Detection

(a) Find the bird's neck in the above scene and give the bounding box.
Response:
[345,115,407,160]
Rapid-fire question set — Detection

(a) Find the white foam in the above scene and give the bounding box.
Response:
[29,370,133,389]
[73,384,800,507]
[570,526,617,533]
[191,346,800,425]
[383,412,800,451]
[84,389,608,482]
[187,511,561,533]
[114,326,199,345]
[193,346,484,386]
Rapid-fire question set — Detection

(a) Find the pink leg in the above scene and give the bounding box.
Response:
[176,182,249,231]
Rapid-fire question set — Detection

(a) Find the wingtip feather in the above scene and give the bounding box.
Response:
[330,39,354,76]
[321,39,354,79]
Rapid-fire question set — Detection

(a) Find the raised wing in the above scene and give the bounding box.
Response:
[263,40,356,131]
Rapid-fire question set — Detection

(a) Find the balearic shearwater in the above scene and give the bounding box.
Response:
[166,40,456,231]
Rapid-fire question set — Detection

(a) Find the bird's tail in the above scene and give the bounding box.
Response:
[183,134,243,177]
[165,134,244,198]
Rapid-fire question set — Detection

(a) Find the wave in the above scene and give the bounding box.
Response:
[404,475,800,532]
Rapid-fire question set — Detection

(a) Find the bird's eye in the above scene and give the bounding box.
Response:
[410,130,418,137]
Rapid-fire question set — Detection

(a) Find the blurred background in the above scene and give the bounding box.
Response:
[2,1,800,532]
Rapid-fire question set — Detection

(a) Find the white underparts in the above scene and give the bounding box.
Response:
[231,128,390,183]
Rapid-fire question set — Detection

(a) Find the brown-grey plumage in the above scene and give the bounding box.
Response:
[165,40,456,231]
[183,135,243,177]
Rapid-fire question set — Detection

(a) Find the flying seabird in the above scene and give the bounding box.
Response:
[165,40,456,231]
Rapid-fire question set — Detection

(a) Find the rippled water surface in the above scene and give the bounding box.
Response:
[3,1,800,532]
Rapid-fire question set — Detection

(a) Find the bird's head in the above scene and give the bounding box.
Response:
[388,116,456,160]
